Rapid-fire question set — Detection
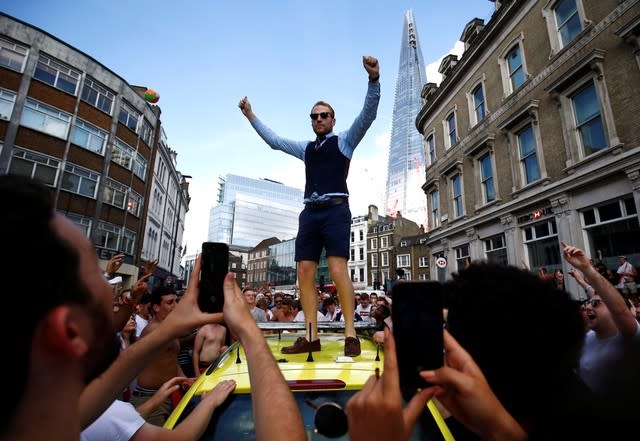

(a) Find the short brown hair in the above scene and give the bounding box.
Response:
[311,100,335,118]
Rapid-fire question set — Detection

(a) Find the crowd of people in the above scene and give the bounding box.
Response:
[4,172,640,441]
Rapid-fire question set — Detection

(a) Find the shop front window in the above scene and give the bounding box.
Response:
[523,219,560,274]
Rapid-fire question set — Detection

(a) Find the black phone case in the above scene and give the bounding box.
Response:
[199,242,229,313]
[391,281,444,394]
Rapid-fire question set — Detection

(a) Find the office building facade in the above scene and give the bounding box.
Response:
[208,174,303,248]
[0,13,189,286]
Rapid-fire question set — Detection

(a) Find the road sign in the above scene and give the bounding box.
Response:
[435,257,447,269]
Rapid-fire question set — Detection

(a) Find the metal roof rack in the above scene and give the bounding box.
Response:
[257,322,378,331]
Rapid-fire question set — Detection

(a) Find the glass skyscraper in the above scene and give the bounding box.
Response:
[208,174,303,248]
[384,10,428,229]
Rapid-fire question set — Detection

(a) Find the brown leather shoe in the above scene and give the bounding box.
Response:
[344,336,361,357]
[281,337,321,354]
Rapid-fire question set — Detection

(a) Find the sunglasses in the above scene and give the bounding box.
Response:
[310,112,332,120]
[582,299,602,308]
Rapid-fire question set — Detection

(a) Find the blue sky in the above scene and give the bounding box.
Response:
[3,0,495,253]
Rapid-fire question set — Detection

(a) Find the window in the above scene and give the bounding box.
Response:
[370,238,378,249]
[9,147,59,186]
[430,190,440,228]
[581,197,639,266]
[350,248,355,261]
[506,45,525,91]
[371,253,378,267]
[127,190,143,217]
[359,248,364,260]
[0,88,16,120]
[479,154,495,203]
[397,254,410,267]
[381,252,389,267]
[555,0,582,47]
[21,99,71,139]
[113,139,134,169]
[543,0,586,55]
[499,101,547,190]
[517,125,541,184]
[418,274,428,281]
[455,244,470,271]
[118,100,140,132]
[452,174,464,218]
[351,231,355,242]
[81,77,114,114]
[484,235,508,266]
[444,111,457,148]
[571,81,607,156]
[70,118,108,154]
[133,152,148,180]
[426,133,436,165]
[523,219,560,273]
[359,230,363,241]
[381,236,388,248]
[61,163,99,198]
[103,178,128,209]
[95,221,121,250]
[546,51,617,165]
[498,35,528,97]
[140,118,154,145]
[0,36,28,72]
[582,197,637,227]
[469,82,486,125]
[63,213,91,238]
[418,256,429,267]
[33,54,80,95]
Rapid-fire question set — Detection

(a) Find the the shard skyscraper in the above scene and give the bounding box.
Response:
[384,10,428,229]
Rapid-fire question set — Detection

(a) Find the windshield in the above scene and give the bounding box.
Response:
[177,390,438,440]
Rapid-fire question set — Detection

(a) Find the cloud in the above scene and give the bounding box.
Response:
[426,40,465,86]
[347,131,390,216]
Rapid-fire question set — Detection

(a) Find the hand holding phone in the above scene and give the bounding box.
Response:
[199,242,229,313]
[391,281,444,395]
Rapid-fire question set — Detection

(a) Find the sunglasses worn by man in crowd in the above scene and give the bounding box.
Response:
[582,299,602,308]
[310,112,332,120]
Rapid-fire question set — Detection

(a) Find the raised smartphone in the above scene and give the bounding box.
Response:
[199,242,229,313]
[391,281,444,394]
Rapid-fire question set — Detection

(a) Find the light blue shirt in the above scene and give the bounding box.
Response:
[250,82,380,202]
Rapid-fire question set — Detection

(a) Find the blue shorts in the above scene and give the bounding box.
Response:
[295,203,351,262]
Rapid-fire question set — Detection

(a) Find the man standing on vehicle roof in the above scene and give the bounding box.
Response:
[239,55,380,356]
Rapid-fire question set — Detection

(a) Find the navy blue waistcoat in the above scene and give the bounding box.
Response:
[304,135,350,199]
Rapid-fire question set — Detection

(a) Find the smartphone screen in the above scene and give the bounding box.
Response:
[199,242,229,313]
[391,281,444,395]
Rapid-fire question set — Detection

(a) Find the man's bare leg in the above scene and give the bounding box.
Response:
[328,256,355,337]
[281,259,321,353]
[329,256,361,356]
[298,259,319,341]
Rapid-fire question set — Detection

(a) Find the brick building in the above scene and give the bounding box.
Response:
[417,0,640,293]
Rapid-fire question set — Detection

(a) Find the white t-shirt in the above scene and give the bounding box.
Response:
[355,304,373,322]
[616,261,634,287]
[579,322,640,400]
[294,310,328,322]
[81,400,145,441]
[135,314,148,337]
